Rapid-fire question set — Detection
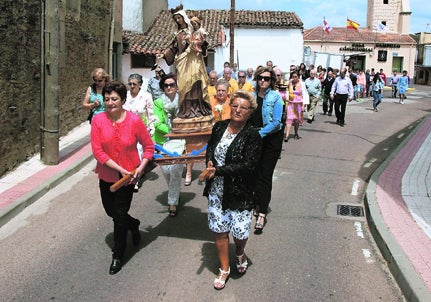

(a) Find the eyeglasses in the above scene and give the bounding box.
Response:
[128,82,138,86]
[94,78,104,83]
[231,104,250,111]
[163,83,176,88]
[257,75,271,82]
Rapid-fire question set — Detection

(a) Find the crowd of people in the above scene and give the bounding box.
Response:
[83,59,410,282]
[83,3,410,288]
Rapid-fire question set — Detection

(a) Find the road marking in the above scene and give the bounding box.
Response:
[362,249,374,263]
[363,158,377,168]
[354,221,364,238]
[351,179,360,195]
[397,133,405,139]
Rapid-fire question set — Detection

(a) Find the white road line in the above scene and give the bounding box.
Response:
[363,158,377,168]
[397,133,405,139]
[362,249,374,263]
[354,221,364,238]
[351,179,360,195]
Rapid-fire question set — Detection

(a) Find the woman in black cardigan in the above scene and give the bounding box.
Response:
[202,90,262,290]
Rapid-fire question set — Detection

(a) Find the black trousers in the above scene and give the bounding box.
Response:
[334,94,348,124]
[99,180,140,260]
[255,129,284,214]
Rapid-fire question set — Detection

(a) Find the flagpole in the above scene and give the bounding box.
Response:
[321,17,325,50]
[345,17,348,43]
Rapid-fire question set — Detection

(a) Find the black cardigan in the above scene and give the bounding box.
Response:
[203,120,262,211]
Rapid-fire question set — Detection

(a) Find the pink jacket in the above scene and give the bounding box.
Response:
[356,72,366,87]
[91,111,154,182]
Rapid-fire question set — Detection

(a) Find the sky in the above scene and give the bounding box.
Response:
[168,0,431,34]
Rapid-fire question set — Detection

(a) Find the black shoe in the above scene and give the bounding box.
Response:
[109,259,122,275]
[307,119,312,124]
[336,120,340,124]
[327,112,332,116]
[339,122,345,127]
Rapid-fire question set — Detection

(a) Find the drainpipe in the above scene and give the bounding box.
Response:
[108,0,117,77]
[40,0,60,164]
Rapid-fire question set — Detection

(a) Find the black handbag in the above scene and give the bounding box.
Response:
[87,109,95,124]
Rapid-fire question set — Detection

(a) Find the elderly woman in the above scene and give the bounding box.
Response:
[124,74,155,192]
[82,67,110,123]
[210,79,231,122]
[250,66,284,233]
[124,73,155,133]
[91,81,154,275]
[202,90,262,290]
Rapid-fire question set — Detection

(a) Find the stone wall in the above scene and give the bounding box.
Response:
[0,1,113,176]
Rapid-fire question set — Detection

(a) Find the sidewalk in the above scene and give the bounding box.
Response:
[0,122,93,228]
[1,109,431,300]
[366,114,431,302]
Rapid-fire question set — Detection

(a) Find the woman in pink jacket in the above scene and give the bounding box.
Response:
[91,81,154,275]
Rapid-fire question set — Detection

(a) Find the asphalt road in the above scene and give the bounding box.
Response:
[1,88,430,301]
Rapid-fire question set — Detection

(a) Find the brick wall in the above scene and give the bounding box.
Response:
[0,1,113,176]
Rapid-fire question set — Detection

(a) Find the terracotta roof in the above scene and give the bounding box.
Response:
[123,9,303,55]
[304,26,416,44]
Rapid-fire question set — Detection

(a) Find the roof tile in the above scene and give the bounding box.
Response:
[304,26,416,44]
[123,9,303,55]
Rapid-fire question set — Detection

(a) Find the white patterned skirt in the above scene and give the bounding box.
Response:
[207,176,252,240]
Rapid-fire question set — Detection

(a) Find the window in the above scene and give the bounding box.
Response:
[131,54,156,68]
[378,50,387,62]
[383,0,388,4]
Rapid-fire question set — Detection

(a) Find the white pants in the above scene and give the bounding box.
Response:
[160,164,184,206]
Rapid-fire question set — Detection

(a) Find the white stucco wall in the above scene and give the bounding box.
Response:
[123,0,143,32]
[305,41,416,77]
[214,28,304,74]
[121,53,170,89]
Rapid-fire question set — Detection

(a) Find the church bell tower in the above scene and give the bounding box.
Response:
[366,0,411,34]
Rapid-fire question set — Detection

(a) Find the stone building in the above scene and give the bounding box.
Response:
[0,0,122,176]
[303,0,416,82]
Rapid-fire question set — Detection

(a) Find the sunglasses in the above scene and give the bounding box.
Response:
[163,83,176,88]
[94,79,104,83]
[238,76,246,78]
[257,75,271,82]
[128,82,138,86]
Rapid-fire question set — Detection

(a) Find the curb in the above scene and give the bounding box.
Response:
[365,115,431,302]
[0,146,94,229]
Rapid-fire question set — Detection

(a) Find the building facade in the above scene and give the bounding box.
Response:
[122,9,304,86]
[304,0,416,82]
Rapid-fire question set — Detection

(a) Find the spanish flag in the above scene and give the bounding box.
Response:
[346,18,360,30]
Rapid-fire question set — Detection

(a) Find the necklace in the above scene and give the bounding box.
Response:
[224,123,244,139]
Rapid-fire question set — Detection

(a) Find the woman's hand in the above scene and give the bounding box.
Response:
[205,161,216,179]
[199,160,216,181]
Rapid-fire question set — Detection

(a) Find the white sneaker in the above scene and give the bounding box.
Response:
[401,101,404,105]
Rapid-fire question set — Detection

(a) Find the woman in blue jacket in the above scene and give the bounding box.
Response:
[249,66,284,233]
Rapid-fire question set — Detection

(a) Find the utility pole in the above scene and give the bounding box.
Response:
[40,0,60,165]
[229,0,235,67]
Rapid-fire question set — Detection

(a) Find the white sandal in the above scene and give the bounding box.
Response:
[214,267,230,290]
[236,253,248,274]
